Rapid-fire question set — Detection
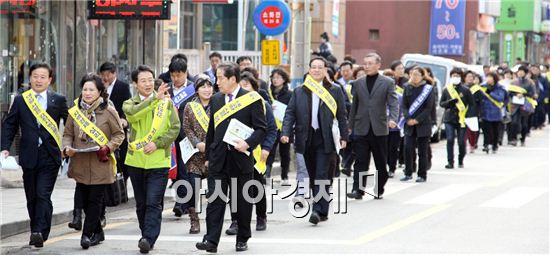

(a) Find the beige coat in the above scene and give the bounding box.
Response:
[62,105,124,185]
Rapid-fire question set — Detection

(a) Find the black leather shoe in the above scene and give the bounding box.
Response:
[225,220,238,235]
[445,163,454,169]
[80,235,91,249]
[458,163,464,168]
[30,232,44,248]
[256,217,267,231]
[236,241,248,252]
[138,238,151,254]
[309,211,321,225]
[173,206,184,217]
[400,176,412,182]
[388,171,395,178]
[196,240,217,253]
[341,168,352,177]
[416,177,427,183]
[320,215,328,222]
[346,191,363,200]
[374,194,384,200]
[68,209,82,231]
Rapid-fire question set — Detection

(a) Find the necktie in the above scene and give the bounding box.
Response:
[228,93,234,102]
[311,94,320,130]
[36,94,45,146]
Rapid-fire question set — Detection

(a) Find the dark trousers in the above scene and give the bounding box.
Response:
[174,143,190,210]
[387,131,401,172]
[444,123,466,164]
[352,129,388,196]
[231,170,267,221]
[77,183,107,237]
[466,127,479,148]
[341,138,355,170]
[534,103,546,127]
[73,184,106,218]
[266,135,291,180]
[127,166,168,246]
[117,139,129,183]
[22,146,59,240]
[404,135,429,179]
[204,156,253,245]
[304,128,334,216]
[398,137,405,165]
[482,121,500,149]
[546,102,550,124]
[508,110,530,142]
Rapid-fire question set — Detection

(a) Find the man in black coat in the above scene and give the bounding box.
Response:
[196,62,266,253]
[281,57,348,225]
[1,62,68,248]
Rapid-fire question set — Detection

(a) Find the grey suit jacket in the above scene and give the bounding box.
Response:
[349,74,398,136]
[282,84,348,154]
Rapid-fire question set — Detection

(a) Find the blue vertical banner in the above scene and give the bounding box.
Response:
[429,0,466,56]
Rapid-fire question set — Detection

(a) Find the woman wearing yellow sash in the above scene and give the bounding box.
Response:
[508,65,537,147]
[480,72,507,153]
[440,68,474,169]
[62,73,125,249]
[181,74,213,234]
[123,65,180,253]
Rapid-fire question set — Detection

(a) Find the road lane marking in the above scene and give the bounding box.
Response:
[480,187,547,209]
[428,171,506,177]
[486,164,546,187]
[351,204,451,244]
[405,184,480,205]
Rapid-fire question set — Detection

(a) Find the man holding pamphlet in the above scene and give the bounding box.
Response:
[196,62,266,253]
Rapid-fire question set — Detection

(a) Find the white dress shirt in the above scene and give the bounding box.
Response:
[107,78,116,99]
[225,85,241,104]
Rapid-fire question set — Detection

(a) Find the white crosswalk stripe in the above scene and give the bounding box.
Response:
[405,184,481,205]
[480,187,547,208]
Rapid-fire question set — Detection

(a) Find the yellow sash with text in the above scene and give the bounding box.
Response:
[508,85,538,107]
[479,87,504,109]
[303,75,337,117]
[447,85,467,128]
[69,99,117,175]
[189,102,209,132]
[22,90,62,148]
[213,91,266,174]
[267,88,283,130]
[128,98,171,151]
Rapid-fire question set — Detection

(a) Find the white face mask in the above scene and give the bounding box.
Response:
[450,77,461,85]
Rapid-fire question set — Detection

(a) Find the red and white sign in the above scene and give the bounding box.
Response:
[261,6,282,29]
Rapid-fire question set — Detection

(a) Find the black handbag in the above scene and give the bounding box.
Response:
[104,172,128,207]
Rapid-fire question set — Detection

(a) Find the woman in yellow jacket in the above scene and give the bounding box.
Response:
[62,73,125,249]
[123,65,180,254]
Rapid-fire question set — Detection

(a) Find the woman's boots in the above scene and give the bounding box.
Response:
[189,207,200,234]
[69,209,82,231]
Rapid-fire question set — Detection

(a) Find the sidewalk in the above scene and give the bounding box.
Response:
[0,172,136,239]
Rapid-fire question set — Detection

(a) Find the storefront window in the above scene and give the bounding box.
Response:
[202,3,238,50]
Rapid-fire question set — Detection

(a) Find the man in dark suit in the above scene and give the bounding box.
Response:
[280,57,348,224]
[347,53,399,200]
[196,62,266,253]
[1,62,68,248]
[165,59,197,217]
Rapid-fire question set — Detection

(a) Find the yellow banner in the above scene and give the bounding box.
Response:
[303,75,337,117]
[480,87,504,108]
[128,98,170,151]
[22,90,62,148]
[446,85,467,128]
[469,84,482,94]
[395,85,404,96]
[214,91,262,128]
[507,85,538,107]
[69,99,117,174]
[267,88,282,130]
[189,102,209,132]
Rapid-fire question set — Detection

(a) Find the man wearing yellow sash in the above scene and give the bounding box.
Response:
[1,62,68,248]
[196,62,266,253]
[507,65,537,147]
[122,65,180,254]
[62,73,125,249]
[280,57,349,225]
[440,68,474,169]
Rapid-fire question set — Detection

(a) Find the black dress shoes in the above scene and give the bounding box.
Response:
[236,241,248,252]
[309,211,321,225]
[30,232,44,248]
[138,238,151,254]
[80,235,92,249]
[225,220,238,235]
[196,240,218,253]
[341,168,352,177]
[68,209,82,231]
[346,191,363,200]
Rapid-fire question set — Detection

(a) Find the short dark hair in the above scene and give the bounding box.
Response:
[339,61,353,70]
[390,60,403,71]
[171,53,188,63]
[168,59,188,73]
[131,65,155,83]
[483,65,490,69]
[217,62,240,83]
[236,56,253,65]
[194,74,213,92]
[503,68,513,75]
[270,68,290,85]
[517,65,529,73]
[486,72,499,84]
[29,62,53,78]
[465,70,476,78]
[99,62,117,73]
[450,67,464,78]
[240,71,259,91]
[241,67,260,80]
[309,56,328,68]
[353,66,365,79]
[79,73,108,107]
[209,52,222,60]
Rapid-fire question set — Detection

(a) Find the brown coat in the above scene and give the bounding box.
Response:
[182,98,209,177]
[62,105,125,185]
